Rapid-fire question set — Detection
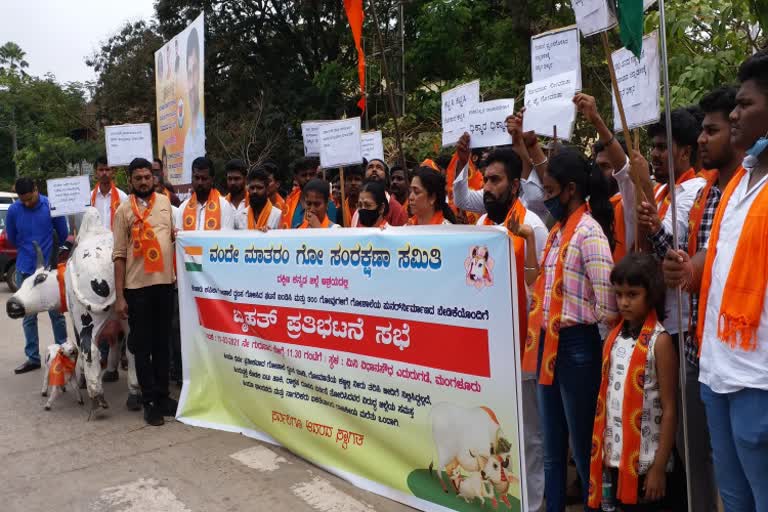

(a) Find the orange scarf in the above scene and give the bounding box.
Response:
[656,168,695,219]
[588,311,659,508]
[298,214,331,229]
[687,169,720,257]
[246,200,276,229]
[611,193,626,263]
[408,210,445,226]
[285,187,302,227]
[342,200,357,228]
[522,204,588,384]
[483,200,527,349]
[48,350,77,387]
[182,188,222,231]
[91,183,121,228]
[129,193,164,273]
[57,263,68,313]
[697,166,768,353]
[445,153,483,207]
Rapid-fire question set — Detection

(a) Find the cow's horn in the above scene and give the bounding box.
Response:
[33,241,44,269]
[47,240,59,270]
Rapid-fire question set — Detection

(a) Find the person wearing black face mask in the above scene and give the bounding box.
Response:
[234,168,284,230]
[353,181,390,228]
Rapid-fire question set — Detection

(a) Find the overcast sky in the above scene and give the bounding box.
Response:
[1,0,156,84]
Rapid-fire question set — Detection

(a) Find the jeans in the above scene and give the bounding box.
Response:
[16,271,68,364]
[700,384,768,512]
[537,324,602,512]
[125,284,173,405]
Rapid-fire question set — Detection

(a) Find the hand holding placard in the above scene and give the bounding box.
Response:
[467,99,515,149]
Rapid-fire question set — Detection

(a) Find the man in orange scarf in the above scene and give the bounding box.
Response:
[234,168,283,230]
[176,157,235,231]
[224,159,249,217]
[286,157,341,228]
[113,158,176,426]
[389,165,410,215]
[91,156,128,230]
[477,148,548,512]
[663,51,768,512]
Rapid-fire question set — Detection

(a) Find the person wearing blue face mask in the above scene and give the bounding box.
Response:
[663,49,768,512]
[525,146,618,512]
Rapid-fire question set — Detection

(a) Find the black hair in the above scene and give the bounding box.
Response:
[94,156,108,167]
[593,137,629,156]
[153,157,163,169]
[303,178,330,203]
[192,156,214,177]
[737,49,768,95]
[647,108,700,167]
[360,180,390,217]
[128,157,153,175]
[292,157,319,175]
[699,85,738,118]
[610,252,667,322]
[247,167,270,185]
[186,27,200,61]
[484,148,523,183]
[412,167,457,224]
[225,159,248,175]
[390,165,410,180]
[343,165,365,178]
[14,177,35,195]
[685,104,705,131]
[366,158,390,186]
[547,147,615,250]
[262,159,279,176]
[434,155,452,172]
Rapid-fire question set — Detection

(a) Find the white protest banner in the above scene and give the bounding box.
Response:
[104,123,154,167]
[644,0,657,10]
[467,99,515,149]
[611,31,660,132]
[301,121,325,157]
[523,70,578,140]
[360,130,384,162]
[46,176,91,218]
[441,80,480,147]
[571,0,617,37]
[531,26,582,90]
[176,226,527,512]
[319,117,363,169]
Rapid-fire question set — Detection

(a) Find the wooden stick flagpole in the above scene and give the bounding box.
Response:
[339,167,349,227]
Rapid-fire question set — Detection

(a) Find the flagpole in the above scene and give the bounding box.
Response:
[658,1,693,510]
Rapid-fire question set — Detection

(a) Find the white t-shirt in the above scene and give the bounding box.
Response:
[700,167,768,393]
[234,204,283,230]
[176,194,236,231]
[91,186,128,230]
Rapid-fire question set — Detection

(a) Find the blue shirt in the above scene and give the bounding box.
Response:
[6,195,69,275]
[291,201,338,229]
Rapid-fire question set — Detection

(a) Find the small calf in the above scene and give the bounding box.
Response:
[449,468,495,507]
[42,340,83,410]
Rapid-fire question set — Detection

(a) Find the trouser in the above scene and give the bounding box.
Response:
[522,376,545,512]
[603,467,671,511]
[125,284,173,406]
[169,287,182,380]
[701,384,768,512]
[675,357,718,511]
[16,271,68,364]
[537,324,602,512]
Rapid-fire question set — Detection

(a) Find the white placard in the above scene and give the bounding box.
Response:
[612,31,660,132]
[571,0,617,37]
[319,118,363,169]
[531,26,582,90]
[301,121,326,157]
[104,123,153,167]
[523,70,578,140]
[644,0,657,10]
[441,80,480,147]
[467,99,515,149]
[46,176,91,218]
[361,130,384,162]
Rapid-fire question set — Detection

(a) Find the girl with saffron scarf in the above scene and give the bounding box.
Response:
[407,167,456,226]
[588,254,677,510]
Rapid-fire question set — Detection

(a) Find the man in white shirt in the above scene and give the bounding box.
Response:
[91,156,128,230]
[224,159,249,217]
[176,157,235,231]
[234,167,283,230]
[663,50,768,512]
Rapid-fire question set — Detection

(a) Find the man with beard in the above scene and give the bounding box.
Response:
[336,165,364,226]
[152,158,181,207]
[182,27,205,185]
[177,157,235,231]
[235,168,283,230]
[352,158,407,226]
[389,165,409,214]
[476,148,547,512]
[113,158,176,426]
[224,159,249,217]
[262,160,287,220]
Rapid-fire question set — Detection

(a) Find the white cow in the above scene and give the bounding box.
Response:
[41,340,83,410]
[429,403,512,494]
[449,467,495,506]
[6,208,139,412]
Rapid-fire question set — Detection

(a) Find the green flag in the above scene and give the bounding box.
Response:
[616,0,644,59]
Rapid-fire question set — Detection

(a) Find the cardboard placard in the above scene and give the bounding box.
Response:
[571,0,617,37]
[302,121,326,157]
[46,176,92,218]
[361,131,384,162]
[104,123,154,167]
[467,99,515,149]
[531,26,582,90]
[319,118,363,169]
[441,80,480,147]
[523,70,578,140]
[611,31,660,131]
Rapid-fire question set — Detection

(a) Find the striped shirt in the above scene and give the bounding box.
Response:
[542,213,618,328]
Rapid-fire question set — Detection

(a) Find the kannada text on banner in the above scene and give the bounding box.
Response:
[176,227,527,512]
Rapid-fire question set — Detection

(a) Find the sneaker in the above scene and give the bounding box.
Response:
[157,396,178,417]
[102,370,119,382]
[126,394,142,411]
[143,405,165,426]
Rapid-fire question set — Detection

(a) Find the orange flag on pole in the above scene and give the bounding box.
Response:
[344,0,366,111]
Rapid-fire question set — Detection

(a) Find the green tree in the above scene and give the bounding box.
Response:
[0,42,29,76]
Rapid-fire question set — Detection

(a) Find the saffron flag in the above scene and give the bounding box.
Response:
[344,0,366,111]
[616,0,644,59]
